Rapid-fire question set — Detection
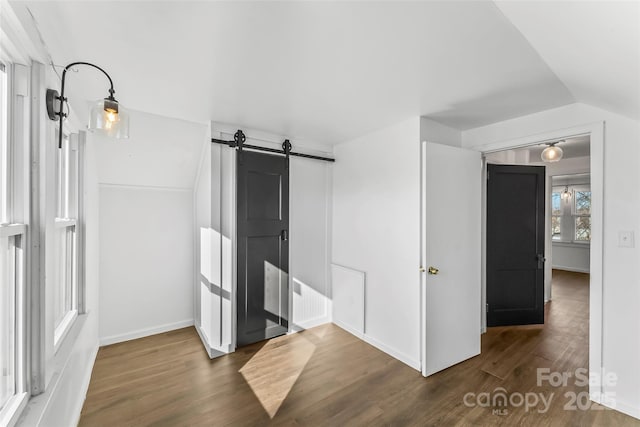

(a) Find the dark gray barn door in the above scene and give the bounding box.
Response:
[237,150,289,347]
[487,164,545,327]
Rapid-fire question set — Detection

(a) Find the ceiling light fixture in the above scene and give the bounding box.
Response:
[46,61,129,148]
[541,141,564,163]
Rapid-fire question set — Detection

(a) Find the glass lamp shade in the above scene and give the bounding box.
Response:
[541,145,563,162]
[88,98,130,139]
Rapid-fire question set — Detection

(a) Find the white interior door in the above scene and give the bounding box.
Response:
[421,142,482,377]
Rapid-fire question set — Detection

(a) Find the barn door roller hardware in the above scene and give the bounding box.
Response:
[211,129,335,163]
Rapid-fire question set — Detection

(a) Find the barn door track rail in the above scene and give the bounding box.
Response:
[211,130,335,163]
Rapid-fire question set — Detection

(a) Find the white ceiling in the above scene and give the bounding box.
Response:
[495,1,640,123]
[11,1,639,145]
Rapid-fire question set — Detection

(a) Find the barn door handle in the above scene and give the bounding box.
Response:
[281,229,288,241]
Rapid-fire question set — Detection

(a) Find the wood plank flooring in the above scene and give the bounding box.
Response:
[79,270,639,426]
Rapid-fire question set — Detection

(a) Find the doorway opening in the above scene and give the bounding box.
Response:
[481,130,598,399]
[420,122,604,406]
[484,135,591,327]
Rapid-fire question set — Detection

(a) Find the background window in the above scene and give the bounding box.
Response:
[551,192,562,240]
[551,184,591,244]
[574,190,591,241]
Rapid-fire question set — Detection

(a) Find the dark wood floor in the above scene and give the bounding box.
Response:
[80,270,639,426]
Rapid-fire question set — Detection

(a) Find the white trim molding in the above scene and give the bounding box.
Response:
[99,319,195,347]
[333,321,421,371]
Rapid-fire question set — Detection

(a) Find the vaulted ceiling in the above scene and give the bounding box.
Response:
[11,1,640,145]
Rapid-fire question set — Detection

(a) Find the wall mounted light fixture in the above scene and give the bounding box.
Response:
[541,140,564,163]
[561,185,572,200]
[46,62,129,148]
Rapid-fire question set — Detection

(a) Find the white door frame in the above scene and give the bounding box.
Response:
[470,121,605,403]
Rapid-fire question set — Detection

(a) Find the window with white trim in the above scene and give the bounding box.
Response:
[0,61,28,424]
[551,184,591,244]
[573,189,591,242]
[53,131,79,349]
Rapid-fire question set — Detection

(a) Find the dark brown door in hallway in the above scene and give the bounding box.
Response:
[487,164,545,327]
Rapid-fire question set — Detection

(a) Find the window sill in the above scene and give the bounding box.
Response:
[0,392,28,427]
[54,218,76,229]
[0,223,26,238]
[552,241,591,249]
[54,309,78,353]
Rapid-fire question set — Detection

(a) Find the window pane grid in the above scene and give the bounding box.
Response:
[1,66,9,225]
[53,225,76,332]
[575,216,591,241]
[552,185,591,243]
[551,215,561,240]
[0,235,16,411]
[574,190,591,215]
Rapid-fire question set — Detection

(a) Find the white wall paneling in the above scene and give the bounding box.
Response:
[552,243,590,274]
[331,264,365,336]
[290,157,333,331]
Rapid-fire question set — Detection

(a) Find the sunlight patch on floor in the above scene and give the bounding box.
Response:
[239,336,316,418]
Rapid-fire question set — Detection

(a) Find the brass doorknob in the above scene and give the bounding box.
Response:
[428,266,439,275]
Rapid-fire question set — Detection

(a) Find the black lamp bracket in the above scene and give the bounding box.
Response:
[46,61,117,148]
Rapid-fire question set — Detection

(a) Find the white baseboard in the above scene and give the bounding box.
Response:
[194,323,231,359]
[552,265,590,274]
[292,315,332,332]
[603,398,640,421]
[99,319,194,346]
[332,321,421,371]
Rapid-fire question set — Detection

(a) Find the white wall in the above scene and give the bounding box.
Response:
[552,243,590,273]
[462,103,640,419]
[98,187,194,344]
[332,117,421,369]
[96,110,208,345]
[194,124,333,357]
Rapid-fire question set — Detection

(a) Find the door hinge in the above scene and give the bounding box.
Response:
[486,303,489,313]
[486,170,490,180]
[281,229,288,241]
